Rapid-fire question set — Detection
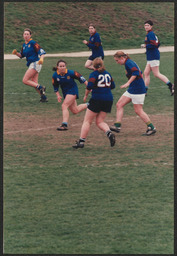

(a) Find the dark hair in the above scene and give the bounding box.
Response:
[52,59,67,71]
[24,28,32,35]
[114,51,130,59]
[88,23,95,28]
[144,20,153,26]
[93,57,105,72]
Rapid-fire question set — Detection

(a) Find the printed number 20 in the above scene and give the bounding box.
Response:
[97,74,111,87]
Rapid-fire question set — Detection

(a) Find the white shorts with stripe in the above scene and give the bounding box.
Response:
[147,60,160,67]
[29,61,42,73]
[123,91,146,104]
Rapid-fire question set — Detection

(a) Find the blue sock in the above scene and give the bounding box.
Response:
[36,84,43,90]
[166,81,172,86]
[62,122,68,127]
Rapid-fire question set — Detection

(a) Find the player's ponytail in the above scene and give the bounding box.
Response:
[93,58,105,72]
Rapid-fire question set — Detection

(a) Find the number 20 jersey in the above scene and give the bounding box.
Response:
[87,70,115,101]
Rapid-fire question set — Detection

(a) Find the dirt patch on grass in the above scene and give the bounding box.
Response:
[4,111,174,147]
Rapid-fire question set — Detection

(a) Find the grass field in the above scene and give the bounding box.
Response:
[4,52,174,254]
[4,2,174,53]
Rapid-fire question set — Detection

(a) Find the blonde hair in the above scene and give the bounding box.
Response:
[93,58,105,72]
[114,51,130,59]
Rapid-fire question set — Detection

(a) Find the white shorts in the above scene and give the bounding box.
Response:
[123,91,145,104]
[147,60,160,67]
[29,61,42,73]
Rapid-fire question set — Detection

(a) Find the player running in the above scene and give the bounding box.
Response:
[110,51,156,136]
[12,28,48,102]
[73,58,116,149]
[141,20,174,96]
[52,59,88,130]
[83,24,104,70]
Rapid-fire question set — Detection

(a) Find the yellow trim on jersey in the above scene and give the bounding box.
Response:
[57,69,68,75]
[25,38,33,44]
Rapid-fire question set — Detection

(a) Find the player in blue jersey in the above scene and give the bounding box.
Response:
[73,58,115,149]
[83,24,104,70]
[110,51,156,136]
[12,28,48,102]
[52,59,88,130]
[141,20,174,96]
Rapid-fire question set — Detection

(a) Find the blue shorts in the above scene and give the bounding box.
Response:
[88,98,113,113]
[63,87,79,99]
[88,55,104,61]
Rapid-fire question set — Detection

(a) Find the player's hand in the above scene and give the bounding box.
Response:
[57,95,62,103]
[141,44,145,48]
[120,82,129,89]
[38,58,44,65]
[83,40,88,45]
[12,49,17,55]
[83,95,87,102]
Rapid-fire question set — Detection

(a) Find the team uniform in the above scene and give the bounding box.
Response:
[87,70,115,113]
[144,30,160,66]
[20,39,46,72]
[52,69,87,98]
[144,29,174,95]
[123,58,146,104]
[86,32,104,60]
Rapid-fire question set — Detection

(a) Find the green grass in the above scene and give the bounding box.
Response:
[4,2,174,53]
[4,52,174,254]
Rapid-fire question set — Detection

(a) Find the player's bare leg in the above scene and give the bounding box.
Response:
[69,100,87,114]
[151,66,169,83]
[133,104,156,136]
[143,63,151,88]
[110,95,131,133]
[85,60,94,70]
[22,68,39,88]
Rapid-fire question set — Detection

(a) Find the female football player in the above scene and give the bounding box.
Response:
[83,24,104,70]
[73,58,116,149]
[52,60,88,130]
[12,28,48,102]
[110,51,156,136]
[141,20,174,95]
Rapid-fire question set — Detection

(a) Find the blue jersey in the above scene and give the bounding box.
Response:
[52,69,86,99]
[86,32,104,59]
[125,59,146,94]
[20,39,46,66]
[145,30,160,61]
[87,70,115,101]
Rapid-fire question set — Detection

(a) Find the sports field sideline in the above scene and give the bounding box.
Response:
[4,46,174,59]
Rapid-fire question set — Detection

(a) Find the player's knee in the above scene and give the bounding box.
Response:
[134,108,139,115]
[143,71,149,77]
[22,77,27,84]
[153,72,160,78]
[116,102,122,110]
[85,62,89,68]
[62,103,67,110]
[72,109,78,115]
